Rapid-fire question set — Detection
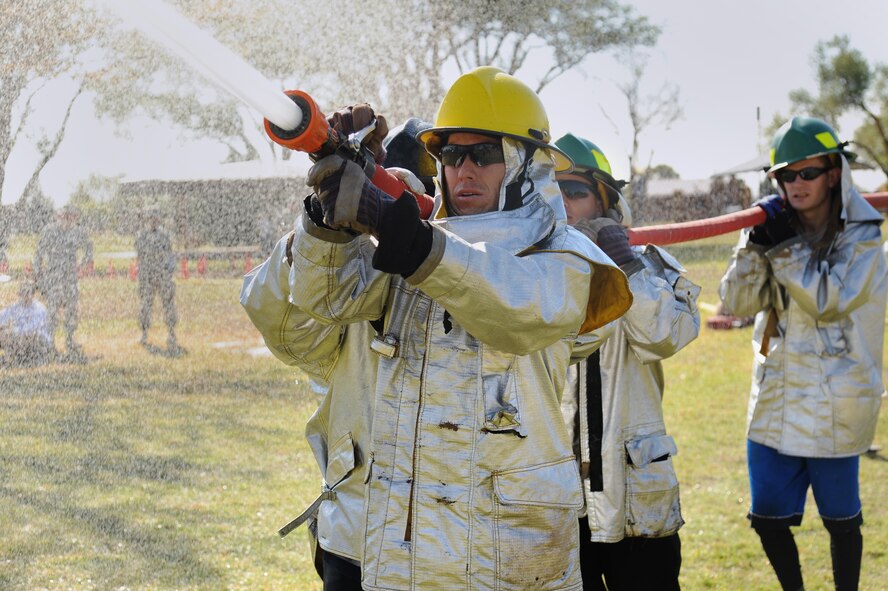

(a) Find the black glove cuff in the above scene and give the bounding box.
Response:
[304,194,333,229]
[748,224,772,246]
[372,194,432,277]
[765,211,797,245]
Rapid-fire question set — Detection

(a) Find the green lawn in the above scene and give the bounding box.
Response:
[1,232,886,590]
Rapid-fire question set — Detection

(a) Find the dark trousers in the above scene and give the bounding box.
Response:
[579,516,681,591]
[322,551,362,591]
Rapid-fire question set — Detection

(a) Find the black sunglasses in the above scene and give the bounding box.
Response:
[558,179,597,200]
[440,143,505,168]
[775,166,831,184]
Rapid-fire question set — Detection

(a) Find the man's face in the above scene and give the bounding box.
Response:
[557,174,603,225]
[776,156,840,217]
[442,132,506,216]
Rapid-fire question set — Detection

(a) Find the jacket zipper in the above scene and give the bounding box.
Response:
[404,299,434,542]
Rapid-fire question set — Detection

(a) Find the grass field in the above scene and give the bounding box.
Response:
[1,232,886,590]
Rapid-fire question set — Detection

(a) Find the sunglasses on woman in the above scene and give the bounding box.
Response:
[558,179,597,200]
[440,143,505,168]
[775,166,831,184]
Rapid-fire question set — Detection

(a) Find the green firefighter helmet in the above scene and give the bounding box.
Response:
[767,116,853,173]
[554,133,629,218]
[555,133,614,175]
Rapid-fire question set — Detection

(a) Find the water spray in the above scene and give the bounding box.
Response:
[100,0,434,218]
[97,0,886,246]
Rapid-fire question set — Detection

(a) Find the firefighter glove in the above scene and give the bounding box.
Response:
[307,154,396,236]
[575,217,636,268]
[754,194,785,219]
[372,192,433,278]
[327,103,389,164]
[749,209,796,247]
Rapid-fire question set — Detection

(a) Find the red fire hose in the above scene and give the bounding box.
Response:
[627,192,888,246]
[264,90,435,219]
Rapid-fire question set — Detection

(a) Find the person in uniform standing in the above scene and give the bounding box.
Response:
[33,205,93,360]
[135,207,181,355]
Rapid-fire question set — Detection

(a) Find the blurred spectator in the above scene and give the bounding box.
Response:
[0,205,10,273]
[33,205,92,360]
[0,281,53,366]
[135,207,182,355]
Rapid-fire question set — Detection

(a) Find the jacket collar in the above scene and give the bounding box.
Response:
[432,193,557,255]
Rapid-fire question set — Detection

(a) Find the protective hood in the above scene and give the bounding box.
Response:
[432,136,568,246]
[837,154,883,224]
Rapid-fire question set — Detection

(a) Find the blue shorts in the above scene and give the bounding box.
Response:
[746,440,862,531]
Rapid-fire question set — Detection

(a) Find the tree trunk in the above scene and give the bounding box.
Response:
[859,102,888,181]
[20,85,83,202]
[0,74,28,203]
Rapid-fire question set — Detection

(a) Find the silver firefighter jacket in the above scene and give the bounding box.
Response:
[719,157,888,457]
[562,245,700,542]
[240,138,632,591]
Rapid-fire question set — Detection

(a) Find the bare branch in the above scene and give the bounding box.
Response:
[21,84,84,200]
[858,101,888,167]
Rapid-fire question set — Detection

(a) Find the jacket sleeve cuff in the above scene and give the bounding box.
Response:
[293,214,368,271]
[404,224,447,285]
[621,256,645,277]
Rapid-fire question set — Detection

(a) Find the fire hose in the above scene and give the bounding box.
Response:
[260,90,435,219]
[627,192,888,246]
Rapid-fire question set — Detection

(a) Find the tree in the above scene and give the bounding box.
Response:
[0,1,95,205]
[599,52,682,207]
[89,0,659,165]
[779,35,888,180]
[428,0,659,92]
[615,54,682,177]
[648,163,679,180]
[69,174,120,233]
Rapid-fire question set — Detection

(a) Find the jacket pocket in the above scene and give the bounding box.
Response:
[326,432,356,488]
[624,434,683,538]
[491,457,583,590]
[826,374,883,454]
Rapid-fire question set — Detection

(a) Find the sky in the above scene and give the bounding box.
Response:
[535,0,888,190]
[4,0,888,206]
